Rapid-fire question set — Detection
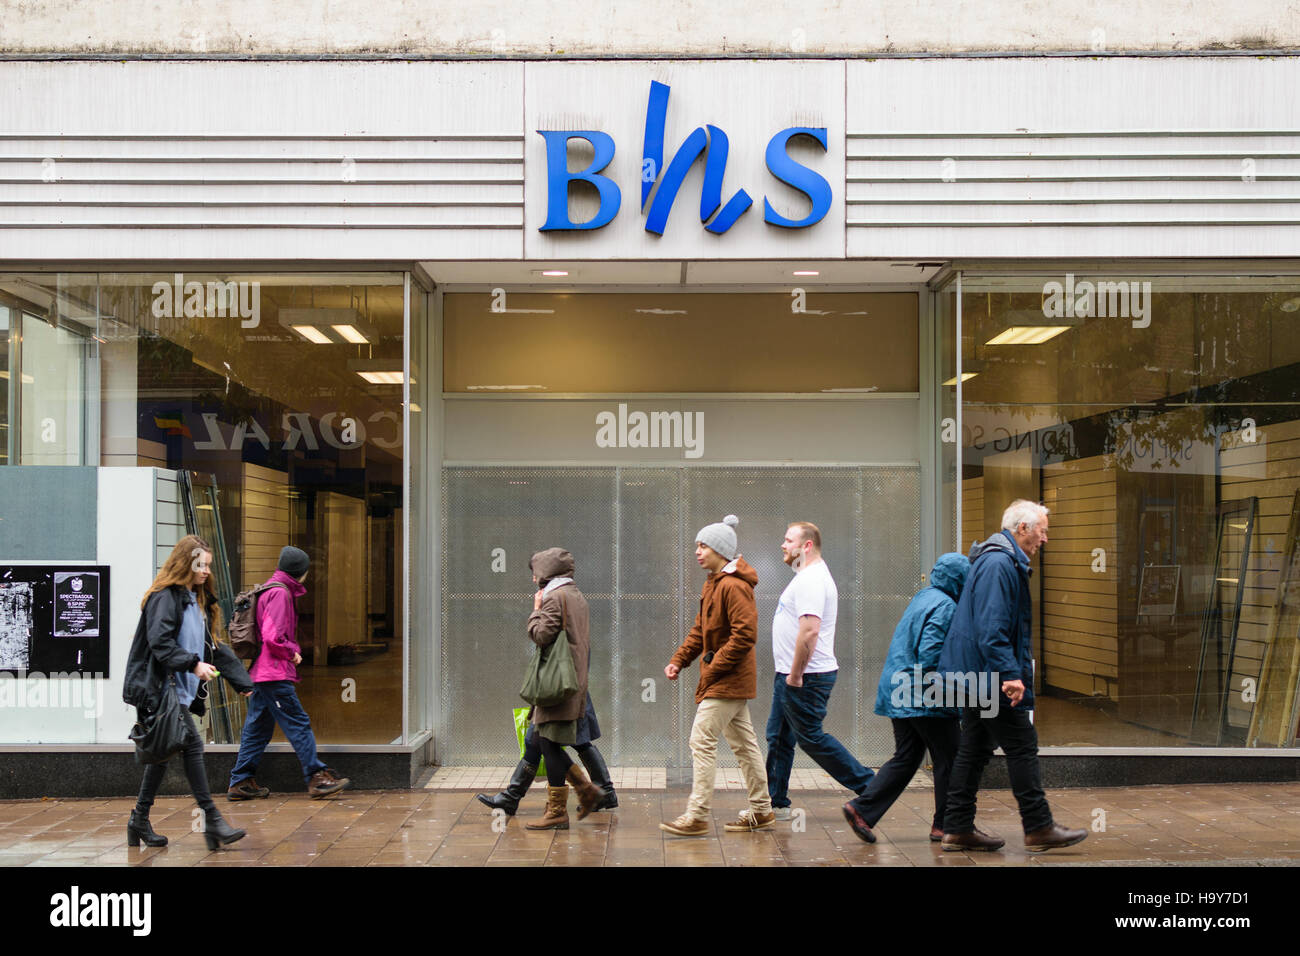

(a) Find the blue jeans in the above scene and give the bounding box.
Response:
[765,671,875,808]
[230,681,327,786]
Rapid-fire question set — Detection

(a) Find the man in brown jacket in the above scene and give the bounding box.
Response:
[661,515,775,836]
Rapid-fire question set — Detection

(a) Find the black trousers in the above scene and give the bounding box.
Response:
[134,709,217,817]
[848,716,960,829]
[537,737,574,786]
[942,705,1053,835]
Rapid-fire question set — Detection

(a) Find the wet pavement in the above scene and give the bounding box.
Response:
[4,779,1300,866]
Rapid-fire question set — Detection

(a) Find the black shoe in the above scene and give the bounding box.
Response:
[578,747,618,810]
[475,760,538,816]
[841,802,876,844]
[126,810,167,848]
[1024,822,1087,852]
[203,810,246,850]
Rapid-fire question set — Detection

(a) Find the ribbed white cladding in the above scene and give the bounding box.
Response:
[846,58,1300,258]
[0,61,526,260]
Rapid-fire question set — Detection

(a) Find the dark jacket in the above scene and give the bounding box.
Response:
[527,549,590,725]
[938,531,1034,709]
[875,552,970,719]
[123,585,253,716]
[669,557,760,703]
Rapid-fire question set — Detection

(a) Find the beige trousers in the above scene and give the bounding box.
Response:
[685,697,772,820]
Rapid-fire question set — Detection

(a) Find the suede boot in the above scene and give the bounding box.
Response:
[566,765,603,821]
[525,785,570,830]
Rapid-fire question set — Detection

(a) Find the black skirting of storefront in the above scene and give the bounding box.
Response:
[2,744,1300,799]
[0,738,435,800]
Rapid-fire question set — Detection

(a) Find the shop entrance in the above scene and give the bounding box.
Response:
[435,288,928,770]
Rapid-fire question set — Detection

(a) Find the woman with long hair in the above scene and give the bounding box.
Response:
[122,534,254,849]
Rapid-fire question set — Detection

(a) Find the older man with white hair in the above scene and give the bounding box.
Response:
[936,499,1087,853]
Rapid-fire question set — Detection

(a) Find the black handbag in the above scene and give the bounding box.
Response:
[128,679,188,765]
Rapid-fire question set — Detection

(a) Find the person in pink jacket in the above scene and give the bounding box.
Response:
[227,547,350,800]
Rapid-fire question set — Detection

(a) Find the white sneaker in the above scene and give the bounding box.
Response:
[773,806,794,822]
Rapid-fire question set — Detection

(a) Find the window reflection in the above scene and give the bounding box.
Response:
[958,275,1300,748]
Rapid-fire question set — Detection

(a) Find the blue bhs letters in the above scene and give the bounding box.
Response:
[538,81,831,234]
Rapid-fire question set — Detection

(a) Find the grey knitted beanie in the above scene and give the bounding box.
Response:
[696,515,740,561]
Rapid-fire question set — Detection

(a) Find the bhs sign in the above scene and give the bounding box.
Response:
[538,81,831,235]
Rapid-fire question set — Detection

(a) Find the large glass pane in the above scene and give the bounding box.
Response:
[0,307,9,465]
[2,271,407,745]
[960,273,1300,747]
[0,274,98,465]
[444,292,919,393]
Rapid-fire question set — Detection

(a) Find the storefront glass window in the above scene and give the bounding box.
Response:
[1,272,406,745]
[958,272,1300,747]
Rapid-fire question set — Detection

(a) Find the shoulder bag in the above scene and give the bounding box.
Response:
[519,596,580,707]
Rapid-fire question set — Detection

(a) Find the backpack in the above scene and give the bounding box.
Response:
[227,582,290,661]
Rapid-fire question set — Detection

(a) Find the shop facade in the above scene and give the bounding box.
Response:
[2,55,1300,795]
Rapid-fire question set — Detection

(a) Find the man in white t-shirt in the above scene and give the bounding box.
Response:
[766,521,875,818]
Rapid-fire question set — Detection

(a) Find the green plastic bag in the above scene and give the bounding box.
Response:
[513,706,545,779]
[518,628,580,707]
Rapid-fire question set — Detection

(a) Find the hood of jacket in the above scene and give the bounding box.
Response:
[714,556,758,587]
[269,568,307,597]
[929,552,970,601]
[970,530,1028,572]
[530,547,575,586]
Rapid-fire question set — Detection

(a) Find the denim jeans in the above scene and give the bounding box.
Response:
[942,705,1053,835]
[765,671,874,808]
[230,681,327,786]
[848,716,959,829]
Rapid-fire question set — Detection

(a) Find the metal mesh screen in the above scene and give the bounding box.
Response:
[440,464,921,767]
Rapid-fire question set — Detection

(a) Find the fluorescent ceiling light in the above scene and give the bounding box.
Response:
[280,308,377,345]
[539,270,569,277]
[942,372,980,385]
[291,324,332,345]
[358,370,405,385]
[985,326,1071,346]
[793,270,820,276]
[332,324,368,344]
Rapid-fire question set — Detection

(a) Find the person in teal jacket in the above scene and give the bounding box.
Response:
[841,552,969,844]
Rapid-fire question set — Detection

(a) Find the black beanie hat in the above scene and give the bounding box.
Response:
[278,546,310,578]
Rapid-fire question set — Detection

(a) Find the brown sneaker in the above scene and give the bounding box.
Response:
[723,809,775,832]
[308,768,350,799]
[660,813,710,836]
[227,778,270,801]
[941,828,1006,852]
[1024,822,1087,852]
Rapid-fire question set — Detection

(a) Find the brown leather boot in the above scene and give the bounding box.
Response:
[566,765,603,821]
[525,785,570,830]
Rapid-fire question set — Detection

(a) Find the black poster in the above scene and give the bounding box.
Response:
[0,565,110,675]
